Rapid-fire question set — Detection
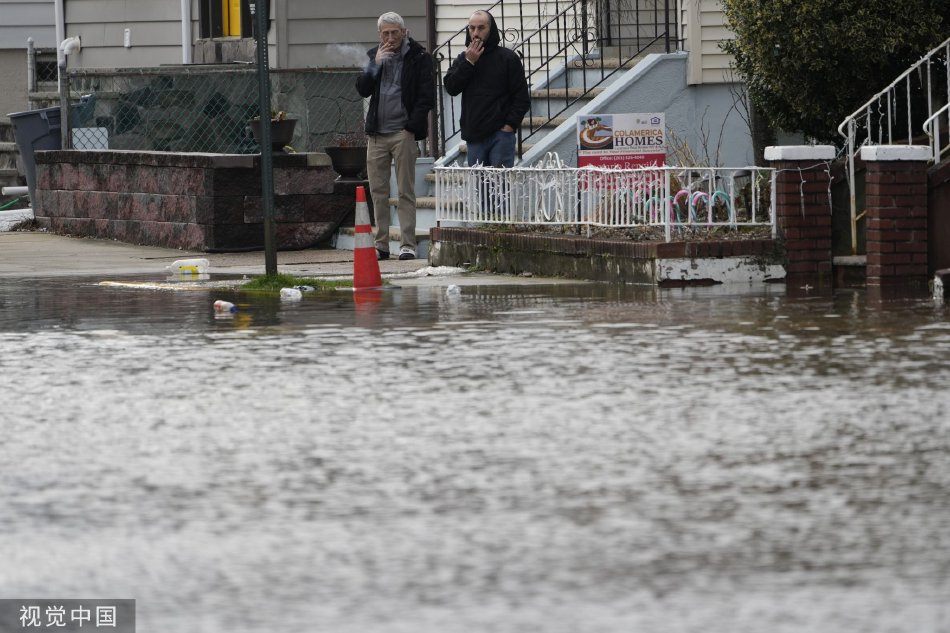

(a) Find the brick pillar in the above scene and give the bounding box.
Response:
[765,145,835,286]
[860,146,930,289]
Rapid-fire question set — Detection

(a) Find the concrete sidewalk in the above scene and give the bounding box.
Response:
[0,231,429,278]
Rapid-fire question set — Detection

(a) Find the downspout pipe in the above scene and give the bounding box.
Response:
[426,0,438,157]
[181,0,192,64]
[54,0,67,148]
[54,0,65,67]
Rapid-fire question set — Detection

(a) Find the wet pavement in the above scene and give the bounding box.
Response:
[0,231,428,279]
[0,232,949,633]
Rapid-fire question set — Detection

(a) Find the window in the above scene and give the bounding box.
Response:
[199,0,253,38]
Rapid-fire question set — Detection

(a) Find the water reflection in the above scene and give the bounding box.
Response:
[0,275,948,633]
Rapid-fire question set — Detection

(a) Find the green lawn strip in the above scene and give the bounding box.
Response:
[240,273,353,295]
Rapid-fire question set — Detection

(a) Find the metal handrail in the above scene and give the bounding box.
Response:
[837,36,950,255]
[923,102,950,163]
[431,0,681,159]
[516,0,678,148]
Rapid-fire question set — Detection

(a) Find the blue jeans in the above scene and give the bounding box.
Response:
[467,129,517,167]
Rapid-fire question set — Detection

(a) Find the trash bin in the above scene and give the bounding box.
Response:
[7,106,62,206]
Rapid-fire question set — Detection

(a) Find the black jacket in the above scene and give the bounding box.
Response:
[443,12,531,143]
[356,37,435,140]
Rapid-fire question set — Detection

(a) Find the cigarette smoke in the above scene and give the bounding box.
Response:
[323,44,368,69]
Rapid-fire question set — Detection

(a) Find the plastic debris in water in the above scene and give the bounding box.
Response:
[166,258,210,275]
[446,284,462,297]
[280,287,303,301]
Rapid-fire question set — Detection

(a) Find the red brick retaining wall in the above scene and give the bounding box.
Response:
[769,157,834,281]
[863,150,930,288]
[33,150,357,251]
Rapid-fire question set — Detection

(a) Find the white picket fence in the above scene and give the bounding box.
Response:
[434,155,776,241]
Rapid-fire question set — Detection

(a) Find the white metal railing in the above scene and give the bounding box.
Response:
[435,154,776,242]
[837,37,950,254]
[924,103,950,163]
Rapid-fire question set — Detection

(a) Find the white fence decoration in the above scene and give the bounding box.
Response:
[435,154,776,242]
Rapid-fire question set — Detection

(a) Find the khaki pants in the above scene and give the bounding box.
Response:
[366,131,419,253]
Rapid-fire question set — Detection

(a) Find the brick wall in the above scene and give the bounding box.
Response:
[861,146,930,288]
[765,146,835,284]
[33,150,360,251]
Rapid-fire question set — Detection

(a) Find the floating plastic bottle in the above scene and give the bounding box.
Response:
[280,287,303,301]
[166,258,210,275]
[213,300,237,313]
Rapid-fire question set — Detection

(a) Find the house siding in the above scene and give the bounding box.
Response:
[282,0,426,69]
[64,0,194,68]
[433,0,566,77]
[0,0,56,49]
[1,0,55,117]
[60,0,426,70]
[682,0,734,84]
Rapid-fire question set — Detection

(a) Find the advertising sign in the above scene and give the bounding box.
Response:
[576,113,666,168]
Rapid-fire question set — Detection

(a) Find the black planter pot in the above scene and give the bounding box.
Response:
[249,118,298,151]
[324,146,367,180]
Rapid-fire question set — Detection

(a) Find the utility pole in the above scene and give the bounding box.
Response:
[251,0,277,275]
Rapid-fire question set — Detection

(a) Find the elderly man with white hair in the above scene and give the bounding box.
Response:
[356,12,435,261]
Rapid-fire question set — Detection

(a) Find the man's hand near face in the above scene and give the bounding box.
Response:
[464,38,485,64]
[375,41,395,65]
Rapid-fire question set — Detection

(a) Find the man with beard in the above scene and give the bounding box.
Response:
[444,10,530,167]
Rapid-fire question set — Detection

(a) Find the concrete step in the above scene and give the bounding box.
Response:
[0,208,34,231]
[452,142,535,155]
[531,86,605,100]
[387,203,438,232]
[525,115,571,128]
[529,87,604,119]
[334,227,430,259]
[28,91,60,103]
[539,56,647,90]
[0,143,20,171]
[389,195,436,209]
[567,57,643,69]
[0,168,23,186]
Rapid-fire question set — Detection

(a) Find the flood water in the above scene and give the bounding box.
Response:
[1,275,949,633]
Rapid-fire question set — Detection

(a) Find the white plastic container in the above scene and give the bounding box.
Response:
[280,287,303,301]
[213,300,237,313]
[166,258,210,275]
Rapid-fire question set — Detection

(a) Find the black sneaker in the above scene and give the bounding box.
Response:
[377,248,390,261]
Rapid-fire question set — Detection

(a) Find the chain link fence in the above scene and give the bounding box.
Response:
[66,67,365,154]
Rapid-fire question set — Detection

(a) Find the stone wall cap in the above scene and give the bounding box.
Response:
[764,145,836,161]
[859,145,931,162]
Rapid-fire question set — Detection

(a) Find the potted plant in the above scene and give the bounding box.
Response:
[249,110,298,152]
[324,131,367,180]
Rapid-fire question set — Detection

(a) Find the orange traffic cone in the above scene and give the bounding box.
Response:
[353,186,383,290]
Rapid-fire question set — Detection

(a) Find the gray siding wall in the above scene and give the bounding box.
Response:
[64,0,189,68]
[0,0,56,48]
[282,0,426,69]
[0,49,29,117]
[59,0,426,70]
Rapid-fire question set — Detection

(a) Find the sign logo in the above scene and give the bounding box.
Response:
[578,115,614,151]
